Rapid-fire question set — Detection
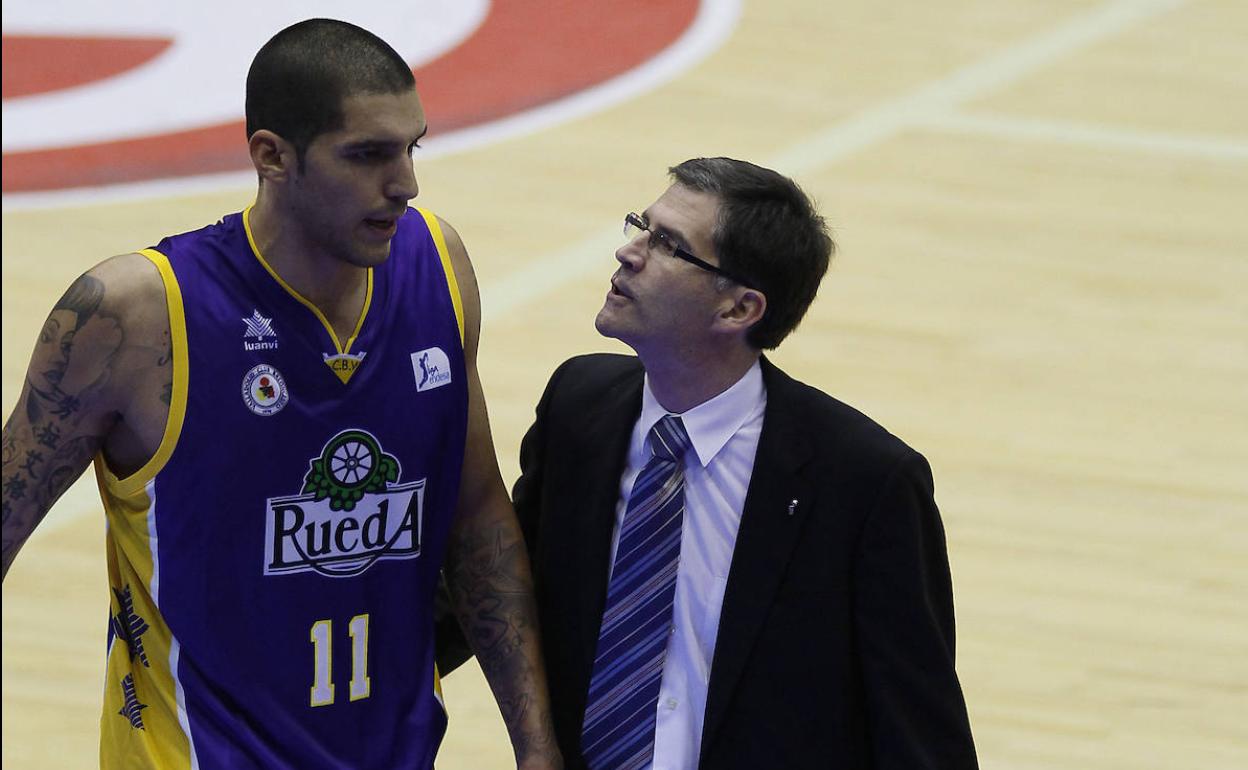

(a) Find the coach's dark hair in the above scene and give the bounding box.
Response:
[246,19,415,168]
[670,157,834,349]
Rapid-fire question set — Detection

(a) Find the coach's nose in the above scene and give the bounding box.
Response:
[615,229,648,272]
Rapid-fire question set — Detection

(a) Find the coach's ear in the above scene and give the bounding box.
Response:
[249,129,297,184]
[714,285,766,337]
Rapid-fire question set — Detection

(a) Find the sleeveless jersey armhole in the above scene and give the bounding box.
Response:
[416,208,465,346]
[101,249,190,497]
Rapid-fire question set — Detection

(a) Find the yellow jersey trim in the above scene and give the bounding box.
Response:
[242,205,374,355]
[433,662,445,709]
[97,476,195,769]
[417,208,465,344]
[103,250,190,498]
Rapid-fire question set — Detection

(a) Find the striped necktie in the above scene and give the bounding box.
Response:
[582,414,691,770]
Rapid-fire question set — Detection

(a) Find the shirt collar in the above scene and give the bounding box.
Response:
[639,359,766,468]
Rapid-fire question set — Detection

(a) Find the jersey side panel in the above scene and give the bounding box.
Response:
[97,247,194,769]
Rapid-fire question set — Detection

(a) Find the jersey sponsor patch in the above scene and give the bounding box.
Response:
[412,347,452,392]
[323,351,367,385]
[242,363,288,416]
[264,430,425,578]
[242,309,278,351]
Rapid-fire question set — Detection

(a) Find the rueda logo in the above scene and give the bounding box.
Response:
[264,429,424,578]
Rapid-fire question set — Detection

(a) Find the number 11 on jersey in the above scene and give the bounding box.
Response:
[310,614,371,706]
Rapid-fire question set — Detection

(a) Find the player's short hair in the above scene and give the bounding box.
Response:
[669,157,835,350]
[246,18,416,168]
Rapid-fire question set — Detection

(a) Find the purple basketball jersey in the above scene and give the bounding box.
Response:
[97,207,468,769]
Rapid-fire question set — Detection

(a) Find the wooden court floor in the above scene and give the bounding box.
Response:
[4,1,1246,767]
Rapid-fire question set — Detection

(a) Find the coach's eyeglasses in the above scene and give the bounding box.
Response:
[623,212,755,288]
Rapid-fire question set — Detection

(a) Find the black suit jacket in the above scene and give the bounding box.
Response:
[443,353,977,768]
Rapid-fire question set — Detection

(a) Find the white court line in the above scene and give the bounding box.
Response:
[481,230,626,324]
[765,0,1188,173]
[481,0,1191,323]
[1,169,260,213]
[921,112,1248,162]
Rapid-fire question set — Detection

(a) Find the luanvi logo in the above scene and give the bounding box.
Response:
[243,309,278,351]
[264,430,423,578]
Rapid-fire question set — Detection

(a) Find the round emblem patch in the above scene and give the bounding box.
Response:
[242,364,289,416]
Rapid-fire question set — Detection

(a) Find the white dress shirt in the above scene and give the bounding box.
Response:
[607,359,767,770]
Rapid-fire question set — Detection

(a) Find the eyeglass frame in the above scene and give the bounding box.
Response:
[623,212,756,289]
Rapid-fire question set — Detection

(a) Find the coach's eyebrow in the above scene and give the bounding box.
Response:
[641,208,693,251]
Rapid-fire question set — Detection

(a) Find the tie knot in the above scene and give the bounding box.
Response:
[648,414,690,463]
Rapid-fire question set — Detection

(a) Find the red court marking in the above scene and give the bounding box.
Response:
[1,35,172,99]
[1,0,699,193]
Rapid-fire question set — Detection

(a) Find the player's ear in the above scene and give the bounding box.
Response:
[249,130,296,183]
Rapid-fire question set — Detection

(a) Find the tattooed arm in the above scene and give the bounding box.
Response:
[3,254,170,580]
[438,219,561,769]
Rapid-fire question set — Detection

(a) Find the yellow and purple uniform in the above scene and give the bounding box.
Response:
[97,207,467,769]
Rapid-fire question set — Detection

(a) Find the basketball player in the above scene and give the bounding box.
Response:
[1,19,560,770]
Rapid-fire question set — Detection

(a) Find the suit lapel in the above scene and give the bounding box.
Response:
[569,368,644,668]
[700,359,816,757]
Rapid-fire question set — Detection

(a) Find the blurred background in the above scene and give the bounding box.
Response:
[4,1,1246,767]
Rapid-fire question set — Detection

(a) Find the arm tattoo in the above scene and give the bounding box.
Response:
[2,425,101,574]
[444,522,552,755]
[446,524,530,663]
[54,273,105,318]
[27,276,114,421]
[3,274,121,576]
[158,329,173,405]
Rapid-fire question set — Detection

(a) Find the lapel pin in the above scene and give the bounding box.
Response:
[787,499,799,516]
